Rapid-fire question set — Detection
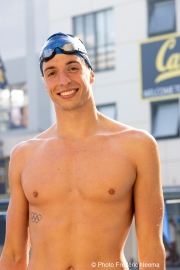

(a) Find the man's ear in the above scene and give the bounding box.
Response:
[90,70,95,84]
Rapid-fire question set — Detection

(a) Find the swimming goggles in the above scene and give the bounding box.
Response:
[39,43,88,63]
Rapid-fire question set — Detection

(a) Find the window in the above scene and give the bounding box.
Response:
[97,103,117,120]
[0,83,28,131]
[148,0,176,36]
[0,213,6,247]
[0,141,3,157]
[73,8,115,71]
[151,99,179,139]
[163,189,180,266]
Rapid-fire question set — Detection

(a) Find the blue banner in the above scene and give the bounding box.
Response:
[139,33,180,100]
[0,55,8,89]
[163,201,170,244]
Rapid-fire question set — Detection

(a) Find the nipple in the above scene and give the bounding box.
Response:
[33,191,38,197]
[109,189,115,195]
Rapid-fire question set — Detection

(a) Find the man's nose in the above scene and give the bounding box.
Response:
[58,72,71,85]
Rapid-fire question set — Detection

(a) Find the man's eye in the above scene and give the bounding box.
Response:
[69,66,78,71]
[47,71,56,77]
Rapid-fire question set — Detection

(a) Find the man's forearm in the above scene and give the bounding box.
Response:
[0,256,27,270]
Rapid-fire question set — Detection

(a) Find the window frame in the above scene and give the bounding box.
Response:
[96,103,117,120]
[151,99,180,140]
[147,0,176,37]
[73,8,115,72]
[0,82,28,132]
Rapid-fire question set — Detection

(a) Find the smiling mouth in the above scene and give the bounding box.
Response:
[60,89,77,96]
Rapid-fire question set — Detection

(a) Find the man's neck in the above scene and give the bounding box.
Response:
[54,100,100,140]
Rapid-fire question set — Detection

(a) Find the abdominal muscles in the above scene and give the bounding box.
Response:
[28,189,133,268]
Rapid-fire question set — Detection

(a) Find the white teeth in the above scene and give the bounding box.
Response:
[60,89,76,96]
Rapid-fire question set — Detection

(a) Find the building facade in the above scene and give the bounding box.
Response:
[0,0,180,266]
[47,0,180,264]
[0,0,51,254]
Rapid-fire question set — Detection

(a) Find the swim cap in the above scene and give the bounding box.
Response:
[39,32,92,75]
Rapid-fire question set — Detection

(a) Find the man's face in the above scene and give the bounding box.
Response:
[43,54,95,111]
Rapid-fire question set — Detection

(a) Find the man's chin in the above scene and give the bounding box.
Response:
[54,102,84,112]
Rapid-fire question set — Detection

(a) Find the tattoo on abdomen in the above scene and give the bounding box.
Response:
[31,212,42,223]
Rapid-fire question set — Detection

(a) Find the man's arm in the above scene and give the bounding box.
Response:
[133,131,166,269]
[0,144,30,270]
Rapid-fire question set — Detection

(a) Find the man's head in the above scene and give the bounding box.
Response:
[39,32,92,75]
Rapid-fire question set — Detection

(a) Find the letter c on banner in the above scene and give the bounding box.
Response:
[155,37,180,83]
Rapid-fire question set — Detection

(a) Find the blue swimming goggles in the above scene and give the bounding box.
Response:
[39,43,88,63]
[39,32,92,74]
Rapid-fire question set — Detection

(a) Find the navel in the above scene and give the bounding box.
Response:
[109,189,115,195]
[68,267,74,270]
[33,191,38,197]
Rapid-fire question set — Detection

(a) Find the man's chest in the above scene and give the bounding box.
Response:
[22,139,136,204]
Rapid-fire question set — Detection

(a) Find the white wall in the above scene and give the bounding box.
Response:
[0,0,49,60]
[0,0,51,155]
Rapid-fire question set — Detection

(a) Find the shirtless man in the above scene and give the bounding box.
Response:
[0,32,165,270]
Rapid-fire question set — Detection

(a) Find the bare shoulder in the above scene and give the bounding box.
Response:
[100,114,157,147]
[114,121,159,170]
[99,115,159,169]
[10,138,39,162]
[121,124,157,147]
[11,125,56,157]
[122,126,159,164]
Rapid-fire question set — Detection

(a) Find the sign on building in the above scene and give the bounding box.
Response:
[139,33,180,101]
[0,56,8,89]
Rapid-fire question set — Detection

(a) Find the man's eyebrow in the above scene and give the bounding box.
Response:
[44,61,81,73]
[44,66,56,73]
[66,60,81,65]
